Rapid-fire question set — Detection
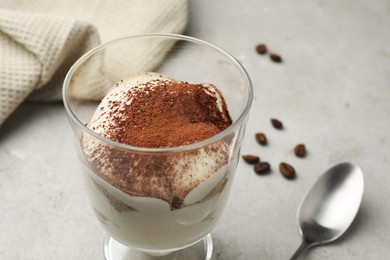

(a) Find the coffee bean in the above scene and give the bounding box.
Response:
[279,162,296,179]
[242,155,260,164]
[254,162,271,175]
[255,133,268,145]
[271,118,283,129]
[270,53,283,63]
[256,44,268,55]
[294,144,306,158]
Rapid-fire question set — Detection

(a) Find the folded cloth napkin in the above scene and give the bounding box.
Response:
[0,0,188,125]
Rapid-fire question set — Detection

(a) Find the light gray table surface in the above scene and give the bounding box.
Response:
[1,0,390,259]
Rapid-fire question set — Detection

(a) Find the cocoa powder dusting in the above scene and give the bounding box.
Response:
[106,80,231,148]
[83,78,232,206]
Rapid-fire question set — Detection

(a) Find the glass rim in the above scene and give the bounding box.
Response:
[62,33,253,153]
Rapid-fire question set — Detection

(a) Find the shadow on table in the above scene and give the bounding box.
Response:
[0,102,64,143]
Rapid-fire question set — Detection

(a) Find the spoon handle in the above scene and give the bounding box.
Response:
[290,239,312,260]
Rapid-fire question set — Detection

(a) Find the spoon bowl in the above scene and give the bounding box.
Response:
[290,162,364,260]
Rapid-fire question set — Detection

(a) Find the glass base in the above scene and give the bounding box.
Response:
[103,234,213,260]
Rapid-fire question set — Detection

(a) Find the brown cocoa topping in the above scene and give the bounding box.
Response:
[105,81,232,148]
[83,79,232,206]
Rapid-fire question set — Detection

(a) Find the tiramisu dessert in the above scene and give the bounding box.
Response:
[81,72,237,251]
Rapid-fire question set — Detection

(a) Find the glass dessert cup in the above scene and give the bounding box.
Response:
[63,34,253,260]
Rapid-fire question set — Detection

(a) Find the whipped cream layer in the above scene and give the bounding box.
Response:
[82,72,232,206]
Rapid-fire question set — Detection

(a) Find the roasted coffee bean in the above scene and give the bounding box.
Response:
[294,144,306,158]
[254,162,271,175]
[270,53,283,63]
[255,133,268,145]
[271,118,283,129]
[279,162,296,179]
[256,44,268,55]
[242,155,260,164]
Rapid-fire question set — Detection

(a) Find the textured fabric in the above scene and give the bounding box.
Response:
[0,0,188,124]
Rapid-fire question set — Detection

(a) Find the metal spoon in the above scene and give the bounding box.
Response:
[290,162,364,260]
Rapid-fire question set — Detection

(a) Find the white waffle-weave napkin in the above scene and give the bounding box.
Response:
[0,0,188,124]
